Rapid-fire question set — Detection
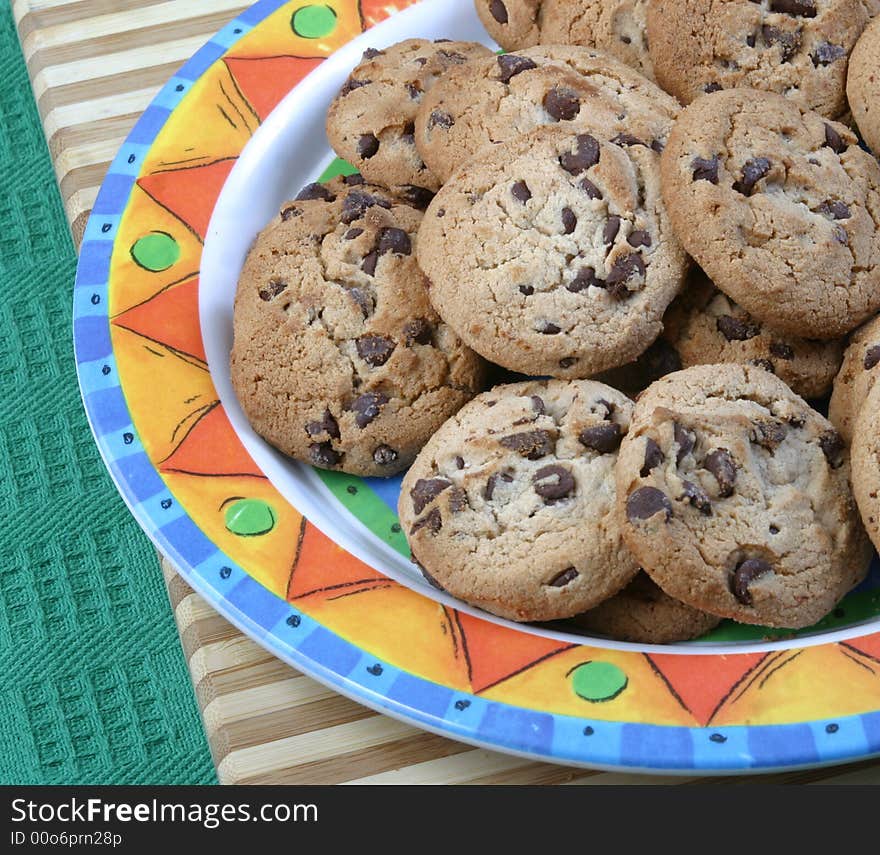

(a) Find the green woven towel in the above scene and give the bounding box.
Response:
[0,7,215,785]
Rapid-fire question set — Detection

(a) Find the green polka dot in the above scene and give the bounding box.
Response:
[291,4,337,39]
[224,499,276,537]
[130,232,180,272]
[570,661,628,702]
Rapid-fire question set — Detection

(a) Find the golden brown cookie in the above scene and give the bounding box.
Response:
[847,16,880,156]
[851,381,880,554]
[829,313,880,442]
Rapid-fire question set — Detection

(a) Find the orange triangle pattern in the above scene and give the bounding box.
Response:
[360,0,409,27]
[842,633,880,663]
[225,56,324,122]
[113,275,206,363]
[288,521,389,600]
[160,404,264,477]
[646,652,768,726]
[455,611,575,694]
[137,158,236,241]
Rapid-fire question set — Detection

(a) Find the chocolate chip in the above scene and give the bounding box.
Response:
[732,157,771,196]
[611,132,646,148]
[309,442,340,467]
[362,47,383,60]
[258,279,287,301]
[717,315,760,341]
[399,185,435,210]
[403,318,432,346]
[484,471,514,500]
[704,82,724,93]
[579,422,622,453]
[538,321,562,335]
[731,558,772,606]
[626,487,672,522]
[605,253,646,298]
[641,438,664,476]
[560,134,600,174]
[344,227,364,240]
[750,358,776,374]
[559,357,577,368]
[864,345,880,370]
[787,413,807,428]
[340,77,370,97]
[305,409,340,439]
[411,478,452,514]
[567,266,603,293]
[824,123,848,154]
[519,284,535,296]
[548,567,579,587]
[343,173,365,186]
[489,0,508,23]
[817,200,850,220]
[351,392,389,428]
[500,429,555,460]
[674,423,696,464]
[531,395,546,414]
[650,139,665,154]
[769,0,816,16]
[405,82,422,100]
[410,507,442,536]
[691,155,719,184]
[342,191,391,224]
[356,335,396,366]
[747,32,757,47]
[361,250,379,276]
[400,122,416,147]
[819,429,845,469]
[704,449,737,497]
[378,227,412,256]
[533,465,576,502]
[280,205,302,221]
[544,87,581,121]
[497,53,537,83]
[562,208,577,234]
[770,341,795,360]
[833,225,849,245]
[358,133,380,159]
[762,25,801,62]
[603,216,621,245]
[579,178,602,198]
[454,455,465,470]
[511,181,532,203]
[812,42,845,66]
[296,183,335,202]
[429,111,454,130]
[682,480,712,515]
[751,418,788,451]
[627,230,652,248]
[373,445,398,466]
[347,287,373,318]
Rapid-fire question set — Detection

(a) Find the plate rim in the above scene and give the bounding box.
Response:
[72,0,880,775]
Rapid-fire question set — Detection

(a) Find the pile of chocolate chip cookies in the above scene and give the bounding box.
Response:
[231,0,880,643]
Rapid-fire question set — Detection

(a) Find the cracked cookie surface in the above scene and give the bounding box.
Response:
[648,0,875,118]
[616,364,872,628]
[230,175,485,477]
[414,44,680,185]
[475,0,655,79]
[326,39,492,193]
[852,381,880,554]
[569,570,722,642]
[399,380,640,622]
[663,266,845,399]
[418,127,688,378]
[661,89,880,340]
[829,313,880,442]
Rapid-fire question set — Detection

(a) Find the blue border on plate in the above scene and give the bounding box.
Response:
[72,0,880,773]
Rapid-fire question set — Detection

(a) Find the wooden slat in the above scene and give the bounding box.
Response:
[21,0,880,786]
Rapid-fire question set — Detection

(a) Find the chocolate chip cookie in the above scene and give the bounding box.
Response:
[475,0,655,80]
[648,0,874,118]
[661,88,880,341]
[418,127,688,378]
[616,364,872,628]
[829,313,880,442]
[400,380,640,622]
[847,17,880,156]
[851,381,880,553]
[326,39,492,193]
[662,266,845,399]
[230,176,485,477]
[414,44,680,184]
[569,571,722,642]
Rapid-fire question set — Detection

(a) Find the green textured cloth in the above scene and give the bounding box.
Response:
[0,7,215,785]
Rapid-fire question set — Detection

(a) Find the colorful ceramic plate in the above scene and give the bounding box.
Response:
[75,0,880,773]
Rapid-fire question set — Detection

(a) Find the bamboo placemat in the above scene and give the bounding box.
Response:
[20,0,880,784]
